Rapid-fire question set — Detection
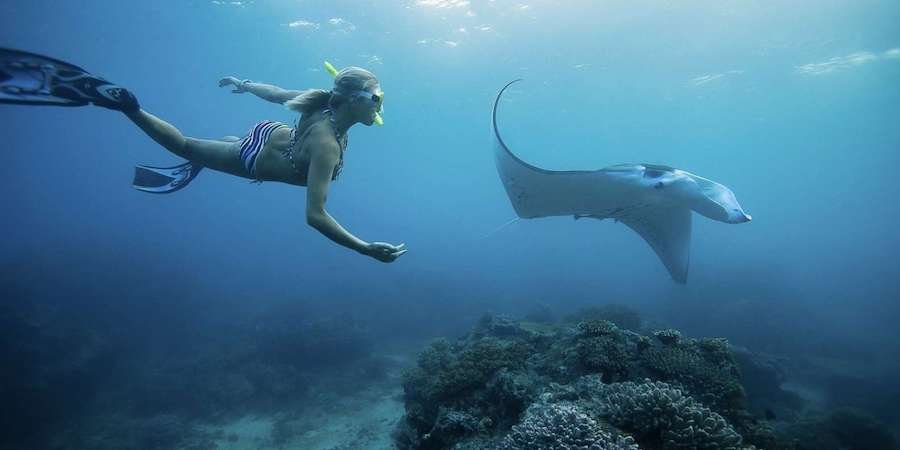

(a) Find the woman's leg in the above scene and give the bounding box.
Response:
[123,109,247,177]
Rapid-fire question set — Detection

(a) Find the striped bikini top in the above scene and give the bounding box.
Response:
[284,109,348,181]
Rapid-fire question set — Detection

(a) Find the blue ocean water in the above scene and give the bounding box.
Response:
[1,1,899,449]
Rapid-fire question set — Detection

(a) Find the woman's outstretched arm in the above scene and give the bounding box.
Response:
[218,76,302,104]
[304,132,407,263]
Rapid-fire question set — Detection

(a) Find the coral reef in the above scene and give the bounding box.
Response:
[431,337,529,398]
[574,320,632,382]
[401,333,534,436]
[416,408,481,448]
[653,329,682,346]
[543,376,746,449]
[483,369,539,428]
[579,319,621,337]
[637,336,746,420]
[9,281,896,450]
[593,379,743,449]
[500,402,639,450]
[396,314,780,450]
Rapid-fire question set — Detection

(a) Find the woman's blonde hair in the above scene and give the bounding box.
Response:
[284,66,379,116]
[284,89,331,115]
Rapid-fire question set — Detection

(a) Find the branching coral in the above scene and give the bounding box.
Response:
[501,402,639,450]
[653,329,682,346]
[579,320,620,337]
[639,340,746,419]
[636,335,653,352]
[418,408,480,448]
[483,369,537,426]
[574,320,633,382]
[432,337,532,398]
[596,380,743,450]
[576,336,631,382]
[566,304,643,331]
[401,336,532,434]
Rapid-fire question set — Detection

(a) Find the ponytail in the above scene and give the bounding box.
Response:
[284,89,332,115]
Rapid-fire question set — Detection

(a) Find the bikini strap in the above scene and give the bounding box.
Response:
[323,109,348,179]
[286,109,347,180]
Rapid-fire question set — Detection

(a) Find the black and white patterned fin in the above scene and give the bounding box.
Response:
[132,162,204,194]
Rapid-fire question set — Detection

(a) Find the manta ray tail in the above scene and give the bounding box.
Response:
[481,217,521,240]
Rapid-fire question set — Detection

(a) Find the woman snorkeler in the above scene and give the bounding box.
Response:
[0,48,407,263]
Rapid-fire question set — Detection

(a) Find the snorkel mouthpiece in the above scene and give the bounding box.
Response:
[324,61,383,126]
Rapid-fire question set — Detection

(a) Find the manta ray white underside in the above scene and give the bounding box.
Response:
[492,80,752,283]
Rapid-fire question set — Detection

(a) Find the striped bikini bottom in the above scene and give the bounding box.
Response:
[238,120,288,176]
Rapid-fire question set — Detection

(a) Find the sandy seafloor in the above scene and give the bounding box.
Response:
[184,352,411,450]
[205,384,403,450]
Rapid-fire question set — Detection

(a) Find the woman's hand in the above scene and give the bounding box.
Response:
[218,76,247,93]
[364,242,408,263]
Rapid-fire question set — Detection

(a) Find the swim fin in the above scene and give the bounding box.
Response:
[132,161,204,194]
[0,47,139,112]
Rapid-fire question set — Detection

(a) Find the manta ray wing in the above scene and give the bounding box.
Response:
[492,80,625,219]
[618,206,692,283]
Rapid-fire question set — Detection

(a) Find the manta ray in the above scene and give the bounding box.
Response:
[491,80,752,283]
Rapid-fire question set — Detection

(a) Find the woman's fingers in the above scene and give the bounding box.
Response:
[368,242,408,262]
[382,249,407,262]
[218,77,243,93]
[372,241,404,251]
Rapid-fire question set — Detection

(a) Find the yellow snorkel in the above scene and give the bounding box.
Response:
[323,60,340,77]
[324,61,384,126]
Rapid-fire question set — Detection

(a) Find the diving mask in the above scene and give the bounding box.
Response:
[349,89,384,113]
[324,61,384,126]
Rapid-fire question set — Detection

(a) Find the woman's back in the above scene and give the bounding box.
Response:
[255,109,346,186]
